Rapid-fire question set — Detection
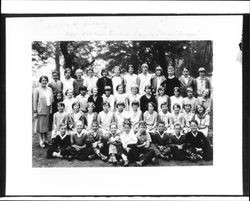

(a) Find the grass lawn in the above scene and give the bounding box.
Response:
[32,132,213,168]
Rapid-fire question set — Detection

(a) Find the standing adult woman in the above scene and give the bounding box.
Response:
[33,75,54,148]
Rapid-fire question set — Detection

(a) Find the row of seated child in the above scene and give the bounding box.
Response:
[47,118,213,166]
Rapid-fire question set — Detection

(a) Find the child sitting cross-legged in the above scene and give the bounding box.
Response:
[135,121,157,166]
[47,123,71,159]
[169,123,188,161]
[87,120,109,161]
[67,121,93,161]
[120,119,138,166]
[107,123,127,165]
[150,121,172,160]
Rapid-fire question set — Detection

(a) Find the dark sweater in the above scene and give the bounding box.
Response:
[140,94,157,114]
[88,95,103,113]
[161,77,181,96]
[96,77,113,96]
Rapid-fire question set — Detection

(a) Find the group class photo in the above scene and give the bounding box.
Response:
[32,40,213,167]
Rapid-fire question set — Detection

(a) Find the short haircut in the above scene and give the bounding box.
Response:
[174,122,182,128]
[110,122,118,128]
[147,102,156,109]
[102,101,111,107]
[59,122,67,129]
[183,103,192,108]
[174,87,180,92]
[183,67,190,72]
[56,91,63,96]
[195,104,206,114]
[155,66,163,75]
[39,75,49,83]
[65,88,73,96]
[76,120,84,127]
[116,101,125,108]
[139,121,147,127]
[57,102,65,108]
[91,87,98,94]
[141,63,148,69]
[123,118,132,127]
[64,68,71,74]
[173,103,181,110]
[168,65,174,70]
[87,102,96,109]
[186,87,193,92]
[202,89,211,97]
[86,67,94,74]
[101,69,108,76]
[104,86,112,92]
[112,66,121,73]
[131,100,140,107]
[190,119,198,126]
[52,70,58,75]
[127,64,134,71]
[116,84,124,92]
[91,120,99,127]
[144,85,152,91]
[75,69,83,76]
[157,86,165,93]
[72,101,80,109]
[160,102,168,108]
[157,121,165,126]
[130,85,139,93]
[79,86,87,92]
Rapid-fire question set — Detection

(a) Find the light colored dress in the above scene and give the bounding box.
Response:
[97,111,114,131]
[76,94,89,112]
[63,97,78,114]
[127,94,141,111]
[115,93,128,110]
[33,86,53,133]
[124,73,138,94]
[183,97,197,112]
[85,112,98,130]
[114,111,130,131]
[158,111,174,129]
[120,129,138,150]
[84,76,98,94]
[143,111,158,132]
[156,95,169,112]
[102,94,116,112]
[194,114,210,137]
[138,73,153,95]
[182,111,195,133]
[61,77,74,97]
[128,109,142,131]
[112,76,123,95]
[170,96,183,112]
[52,111,69,138]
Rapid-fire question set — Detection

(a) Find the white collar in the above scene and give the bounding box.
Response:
[59,133,68,139]
[173,132,183,139]
[75,130,85,138]
[191,131,198,137]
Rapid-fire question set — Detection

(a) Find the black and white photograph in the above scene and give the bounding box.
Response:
[32,40,213,167]
[5,14,245,196]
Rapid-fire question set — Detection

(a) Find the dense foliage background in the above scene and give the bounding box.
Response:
[32,40,213,81]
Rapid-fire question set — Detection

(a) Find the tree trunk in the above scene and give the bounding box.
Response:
[55,42,61,79]
[155,43,167,77]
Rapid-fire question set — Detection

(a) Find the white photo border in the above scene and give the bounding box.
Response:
[5,15,243,196]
